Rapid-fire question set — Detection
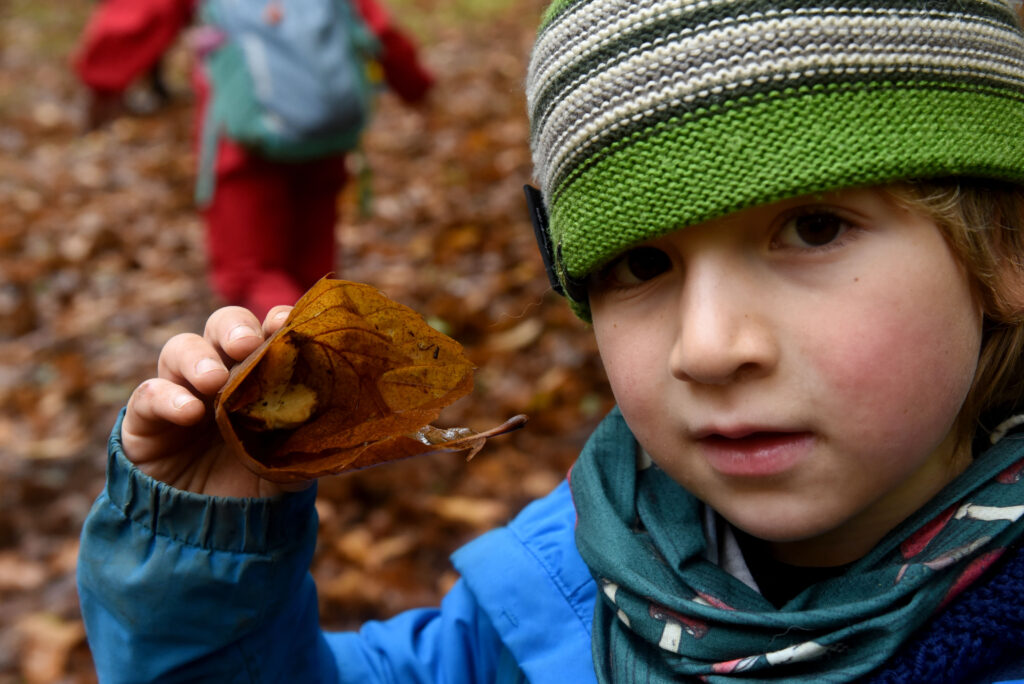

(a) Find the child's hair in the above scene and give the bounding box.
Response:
[888,180,1024,444]
[526,0,1024,319]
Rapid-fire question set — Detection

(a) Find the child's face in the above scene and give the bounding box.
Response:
[589,187,984,566]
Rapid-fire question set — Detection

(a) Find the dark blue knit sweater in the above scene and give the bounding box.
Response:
[867,541,1024,683]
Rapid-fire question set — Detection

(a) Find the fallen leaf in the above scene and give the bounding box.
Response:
[427,495,510,528]
[215,277,526,482]
[0,552,47,593]
[486,317,544,353]
[335,528,418,569]
[16,613,85,684]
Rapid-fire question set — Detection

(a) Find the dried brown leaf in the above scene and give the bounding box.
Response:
[215,278,525,482]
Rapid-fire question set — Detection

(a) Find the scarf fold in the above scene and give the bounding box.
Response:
[570,408,1024,683]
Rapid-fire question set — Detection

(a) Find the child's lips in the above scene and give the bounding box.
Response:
[696,430,815,477]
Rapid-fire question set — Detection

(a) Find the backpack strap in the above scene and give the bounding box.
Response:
[191,19,226,207]
[524,185,563,296]
[194,97,219,206]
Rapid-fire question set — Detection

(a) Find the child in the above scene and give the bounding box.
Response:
[78,1,1024,682]
[72,0,434,319]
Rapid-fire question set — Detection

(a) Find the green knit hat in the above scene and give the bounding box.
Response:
[526,0,1024,318]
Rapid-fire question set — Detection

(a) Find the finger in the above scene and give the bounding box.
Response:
[263,305,293,335]
[158,332,230,397]
[122,379,209,465]
[127,377,205,429]
[122,377,205,451]
[203,306,266,362]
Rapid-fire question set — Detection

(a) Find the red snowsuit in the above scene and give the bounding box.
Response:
[73,0,433,318]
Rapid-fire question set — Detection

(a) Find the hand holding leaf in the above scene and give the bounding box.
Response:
[215,278,525,483]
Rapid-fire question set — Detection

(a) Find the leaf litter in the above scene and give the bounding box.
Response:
[1,0,614,680]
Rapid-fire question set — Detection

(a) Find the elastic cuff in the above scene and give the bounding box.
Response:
[106,408,318,554]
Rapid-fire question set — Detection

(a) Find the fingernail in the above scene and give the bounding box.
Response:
[195,357,225,375]
[229,325,260,342]
[272,309,290,321]
[173,393,197,409]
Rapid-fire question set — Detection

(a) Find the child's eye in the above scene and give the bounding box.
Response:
[597,246,672,287]
[774,211,853,250]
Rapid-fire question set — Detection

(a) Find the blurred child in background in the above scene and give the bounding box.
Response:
[73,0,433,319]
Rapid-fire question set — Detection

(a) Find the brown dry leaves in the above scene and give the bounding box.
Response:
[215,278,526,482]
[3,1,610,679]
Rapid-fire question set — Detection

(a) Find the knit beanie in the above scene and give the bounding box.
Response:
[526,0,1024,318]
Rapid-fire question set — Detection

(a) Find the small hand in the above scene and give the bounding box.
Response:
[121,305,306,497]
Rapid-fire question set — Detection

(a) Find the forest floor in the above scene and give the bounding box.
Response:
[0,0,614,681]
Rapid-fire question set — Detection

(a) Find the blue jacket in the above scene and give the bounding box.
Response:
[79,412,1024,683]
[78,412,596,684]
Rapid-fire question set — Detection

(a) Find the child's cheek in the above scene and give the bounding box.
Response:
[803,273,981,454]
[602,345,661,417]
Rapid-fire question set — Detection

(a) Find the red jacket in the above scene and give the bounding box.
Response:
[73,0,433,103]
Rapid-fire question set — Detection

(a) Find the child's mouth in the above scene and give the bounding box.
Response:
[697,431,814,477]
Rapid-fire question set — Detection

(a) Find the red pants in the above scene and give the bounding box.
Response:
[203,149,348,320]
[193,69,348,320]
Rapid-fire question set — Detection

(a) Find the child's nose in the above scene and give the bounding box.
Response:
[668,262,777,386]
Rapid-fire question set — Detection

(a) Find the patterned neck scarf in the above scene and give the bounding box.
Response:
[570,408,1024,683]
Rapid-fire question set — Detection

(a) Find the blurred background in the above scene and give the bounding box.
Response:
[0,0,615,680]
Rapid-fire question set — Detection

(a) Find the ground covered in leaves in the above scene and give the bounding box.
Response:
[0,0,614,681]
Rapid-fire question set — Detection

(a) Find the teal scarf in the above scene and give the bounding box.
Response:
[570,408,1024,683]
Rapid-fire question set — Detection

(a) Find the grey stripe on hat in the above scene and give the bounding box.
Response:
[527,0,1024,199]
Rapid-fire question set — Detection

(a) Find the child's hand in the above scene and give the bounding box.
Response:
[120,305,305,498]
[82,89,125,131]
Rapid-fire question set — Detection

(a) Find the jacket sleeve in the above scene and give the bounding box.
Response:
[78,410,504,683]
[72,0,197,93]
[323,585,505,682]
[353,0,435,104]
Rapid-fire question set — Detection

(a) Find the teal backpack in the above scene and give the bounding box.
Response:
[195,0,378,204]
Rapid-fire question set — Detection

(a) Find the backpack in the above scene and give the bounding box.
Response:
[195,0,378,204]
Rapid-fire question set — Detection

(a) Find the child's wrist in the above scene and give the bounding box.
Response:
[106,409,319,554]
